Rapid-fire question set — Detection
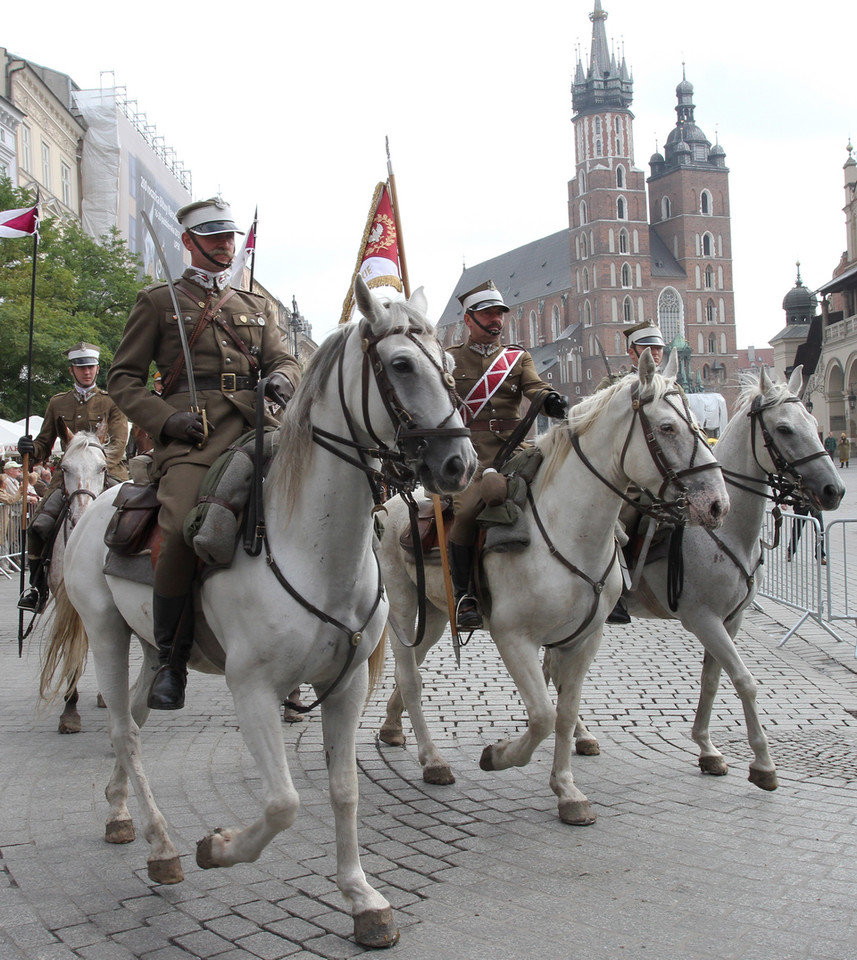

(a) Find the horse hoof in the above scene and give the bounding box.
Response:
[96,693,107,708]
[281,707,305,723]
[353,907,399,948]
[479,744,497,771]
[378,726,405,747]
[196,831,223,869]
[558,799,597,825]
[575,738,600,756]
[105,819,135,844]
[147,856,183,884]
[58,714,81,734]
[423,763,455,786]
[748,767,778,791]
[699,754,729,777]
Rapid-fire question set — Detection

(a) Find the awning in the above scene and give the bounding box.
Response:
[815,261,857,295]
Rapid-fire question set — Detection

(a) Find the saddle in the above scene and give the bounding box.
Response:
[398,495,453,560]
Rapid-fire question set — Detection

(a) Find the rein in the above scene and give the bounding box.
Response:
[256,321,468,708]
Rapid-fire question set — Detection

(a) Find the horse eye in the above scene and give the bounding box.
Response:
[660,423,676,434]
[391,358,413,374]
[776,425,793,435]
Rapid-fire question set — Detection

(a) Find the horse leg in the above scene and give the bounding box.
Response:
[691,617,777,790]
[322,665,399,948]
[382,606,454,785]
[546,635,602,824]
[91,624,182,881]
[479,630,559,774]
[58,682,81,734]
[543,648,599,755]
[693,650,729,777]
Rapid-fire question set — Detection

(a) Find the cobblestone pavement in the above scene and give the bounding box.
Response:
[3,476,857,960]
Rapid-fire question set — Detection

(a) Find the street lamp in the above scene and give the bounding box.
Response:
[849,390,856,412]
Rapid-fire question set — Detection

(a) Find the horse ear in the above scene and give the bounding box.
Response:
[408,285,428,318]
[788,364,804,397]
[759,366,774,396]
[662,347,678,379]
[637,347,656,386]
[354,275,389,333]
[61,420,74,445]
[95,419,109,445]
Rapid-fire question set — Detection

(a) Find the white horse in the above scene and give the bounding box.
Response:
[608,365,845,789]
[52,278,477,949]
[34,425,110,733]
[378,351,729,825]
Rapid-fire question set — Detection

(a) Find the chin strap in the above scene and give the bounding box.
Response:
[187,231,234,271]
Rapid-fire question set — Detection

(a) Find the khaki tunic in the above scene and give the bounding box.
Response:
[32,388,129,480]
[448,340,552,542]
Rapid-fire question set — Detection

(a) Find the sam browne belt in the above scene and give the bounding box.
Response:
[173,374,257,393]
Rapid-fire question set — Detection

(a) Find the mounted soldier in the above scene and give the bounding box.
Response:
[107,197,301,711]
[17,342,129,613]
[447,279,568,630]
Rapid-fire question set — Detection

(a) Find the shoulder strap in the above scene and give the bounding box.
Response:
[162,286,237,397]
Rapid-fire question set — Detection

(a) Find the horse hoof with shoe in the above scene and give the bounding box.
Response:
[698,754,729,777]
[748,767,778,791]
[147,856,183,884]
[105,819,136,844]
[353,907,400,949]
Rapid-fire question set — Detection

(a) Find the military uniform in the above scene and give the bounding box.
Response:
[108,269,301,589]
[32,389,129,484]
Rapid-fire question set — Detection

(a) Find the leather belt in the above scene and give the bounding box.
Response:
[173,374,257,393]
[468,418,521,433]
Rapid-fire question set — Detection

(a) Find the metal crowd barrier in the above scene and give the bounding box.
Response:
[823,518,857,654]
[755,509,845,646]
[0,502,33,580]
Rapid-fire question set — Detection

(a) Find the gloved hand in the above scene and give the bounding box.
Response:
[265,372,294,408]
[543,391,569,419]
[163,411,206,444]
[17,435,35,458]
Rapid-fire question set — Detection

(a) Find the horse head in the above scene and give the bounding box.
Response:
[617,350,728,529]
[745,365,844,512]
[346,276,477,494]
[60,431,108,527]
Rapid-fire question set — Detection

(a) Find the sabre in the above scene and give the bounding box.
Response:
[594,337,614,382]
[140,211,208,448]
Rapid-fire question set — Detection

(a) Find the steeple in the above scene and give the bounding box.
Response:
[572,1,633,116]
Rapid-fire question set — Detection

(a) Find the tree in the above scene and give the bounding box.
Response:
[0,179,148,421]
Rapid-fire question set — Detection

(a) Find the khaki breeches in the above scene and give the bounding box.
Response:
[155,462,209,597]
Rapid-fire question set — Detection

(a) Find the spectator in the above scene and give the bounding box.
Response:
[838,433,851,468]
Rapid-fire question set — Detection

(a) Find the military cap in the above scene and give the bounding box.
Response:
[458,280,510,314]
[66,342,101,366]
[624,319,665,348]
[176,197,244,236]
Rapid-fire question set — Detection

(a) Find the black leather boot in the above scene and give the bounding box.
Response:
[606,597,631,625]
[18,559,48,613]
[148,593,194,710]
[448,541,482,630]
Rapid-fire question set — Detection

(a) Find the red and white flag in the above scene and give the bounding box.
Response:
[340,182,403,323]
[230,208,257,289]
[0,203,39,238]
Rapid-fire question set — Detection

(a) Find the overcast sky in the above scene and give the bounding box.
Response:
[5,0,854,350]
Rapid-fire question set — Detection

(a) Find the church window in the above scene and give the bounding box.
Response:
[706,299,716,324]
[580,233,588,258]
[583,301,592,327]
[708,333,717,354]
[508,316,518,342]
[623,296,634,324]
[617,196,626,220]
[580,201,588,225]
[615,332,622,353]
[619,228,629,253]
[704,266,714,289]
[529,311,539,346]
[661,196,671,220]
[616,165,625,188]
[579,170,586,194]
[583,267,590,292]
[551,304,561,339]
[615,118,624,156]
[621,263,631,288]
[702,232,714,257]
[700,190,712,215]
[720,333,727,354]
[658,287,684,343]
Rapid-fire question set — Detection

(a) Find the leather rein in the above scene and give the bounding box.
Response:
[533,380,720,649]
[257,321,467,712]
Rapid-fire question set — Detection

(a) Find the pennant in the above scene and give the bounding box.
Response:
[0,204,39,238]
[340,182,403,323]
[230,208,257,289]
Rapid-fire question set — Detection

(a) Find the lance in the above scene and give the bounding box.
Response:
[140,211,208,448]
[386,139,462,665]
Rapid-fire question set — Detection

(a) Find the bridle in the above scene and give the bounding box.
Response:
[310,319,469,504]
[260,319,470,711]
[571,380,722,526]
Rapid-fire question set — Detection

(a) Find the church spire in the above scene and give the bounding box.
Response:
[572,1,633,115]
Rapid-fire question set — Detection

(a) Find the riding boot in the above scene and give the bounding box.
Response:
[18,558,48,613]
[606,597,631,625]
[448,541,482,630]
[148,593,194,710]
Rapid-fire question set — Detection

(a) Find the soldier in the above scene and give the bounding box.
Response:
[17,342,129,612]
[108,197,301,711]
[448,280,568,630]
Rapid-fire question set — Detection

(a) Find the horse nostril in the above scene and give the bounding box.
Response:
[710,500,723,520]
[444,455,464,480]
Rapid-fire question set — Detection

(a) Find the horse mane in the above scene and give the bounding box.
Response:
[63,430,103,458]
[718,371,793,445]
[271,300,437,513]
[536,371,673,491]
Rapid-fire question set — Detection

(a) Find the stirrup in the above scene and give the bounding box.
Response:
[455,594,483,631]
[18,587,46,614]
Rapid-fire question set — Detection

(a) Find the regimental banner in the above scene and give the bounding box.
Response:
[0,204,39,238]
[459,348,524,425]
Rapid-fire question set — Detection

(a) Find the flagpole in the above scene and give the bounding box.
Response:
[248,206,258,293]
[386,139,461,662]
[18,223,38,655]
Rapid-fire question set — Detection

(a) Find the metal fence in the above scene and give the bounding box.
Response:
[755,509,846,647]
[0,502,26,580]
[823,518,857,653]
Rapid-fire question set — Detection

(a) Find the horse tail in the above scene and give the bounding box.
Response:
[39,577,89,706]
[365,625,387,705]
